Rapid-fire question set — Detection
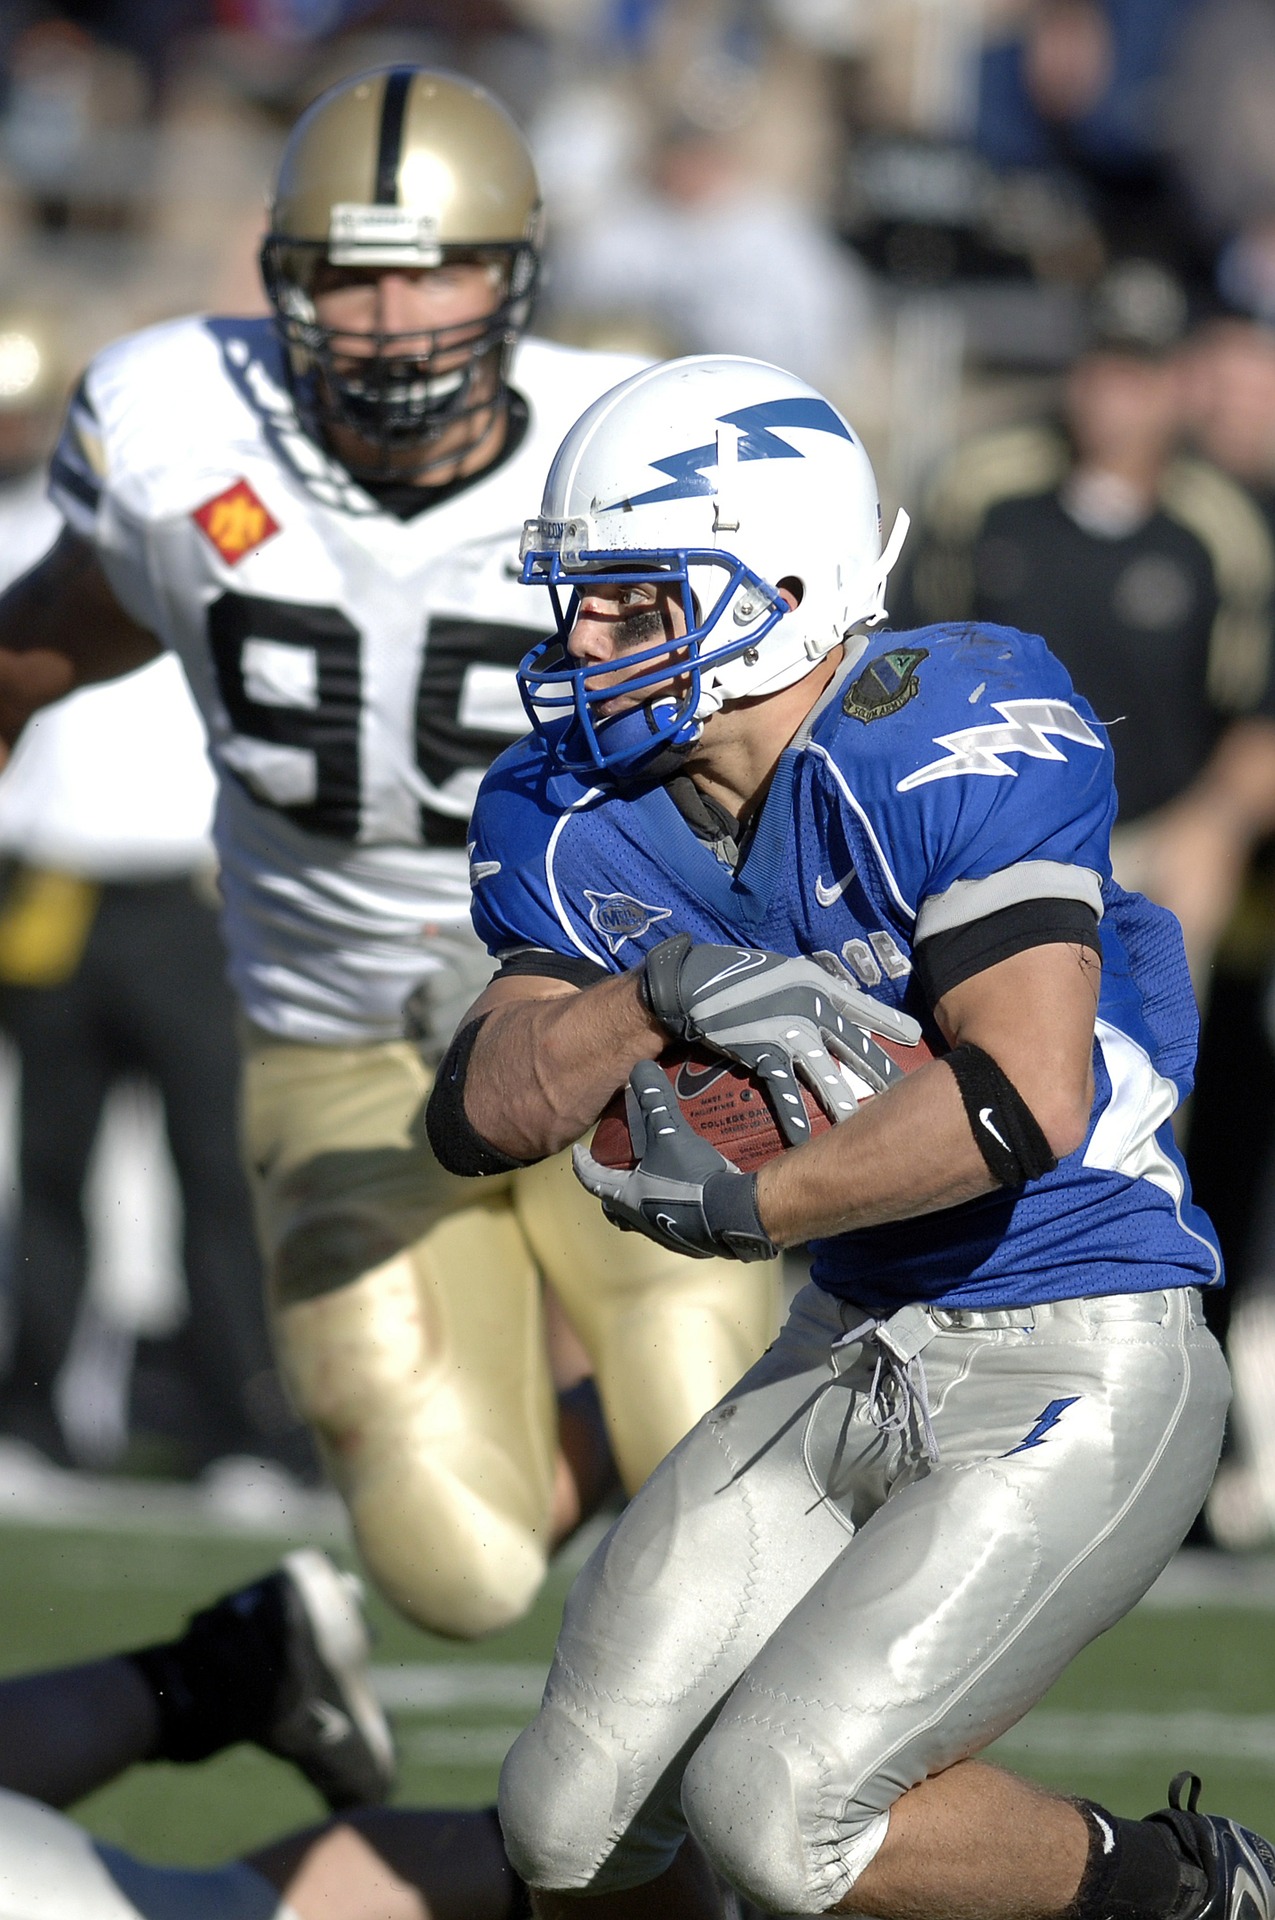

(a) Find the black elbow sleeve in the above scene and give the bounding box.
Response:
[424,1016,531,1177]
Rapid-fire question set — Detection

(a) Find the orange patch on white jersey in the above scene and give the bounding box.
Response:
[193,479,280,565]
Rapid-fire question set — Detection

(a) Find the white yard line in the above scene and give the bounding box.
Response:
[371,1665,1275,1770]
[996,1711,1275,1764]
[371,1664,546,1711]
[399,1726,532,1765]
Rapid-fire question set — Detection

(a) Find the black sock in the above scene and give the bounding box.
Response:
[1070,1802,1206,1920]
[125,1575,287,1763]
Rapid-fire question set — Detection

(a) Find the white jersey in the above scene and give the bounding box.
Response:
[49,318,642,1042]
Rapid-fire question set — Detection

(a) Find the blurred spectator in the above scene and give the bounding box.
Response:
[1,18,154,232]
[976,0,1204,275]
[895,261,1275,987]
[1185,316,1275,508]
[546,115,872,393]
[535,10,871,396]
[0,307,306,1482]
[1160,0,1275,322]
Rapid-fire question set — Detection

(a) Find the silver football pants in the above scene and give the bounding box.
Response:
[499,1280,1229,1915]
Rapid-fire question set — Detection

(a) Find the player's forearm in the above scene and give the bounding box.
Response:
[754,944,1097,1245]
[466,971,666,1161]
[0,646,77,750]
[0,529,159,747]
[753,1061,995,1244]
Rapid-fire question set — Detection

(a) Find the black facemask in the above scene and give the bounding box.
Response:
[260,239,538,481]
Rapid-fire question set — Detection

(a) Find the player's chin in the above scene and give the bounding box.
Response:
[594,669,692,720]
[595,688,650,720]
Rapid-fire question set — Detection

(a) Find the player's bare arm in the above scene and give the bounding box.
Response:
[753,936,1099,1245]
[451,928,1097,1248]
[0,526,158,751]
[458,966,665,1162]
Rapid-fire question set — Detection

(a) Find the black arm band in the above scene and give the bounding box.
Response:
[495,947,606,989]
[915,898,1100,1005]
[944,1042,1058,1189]
[424,1016,531,1178]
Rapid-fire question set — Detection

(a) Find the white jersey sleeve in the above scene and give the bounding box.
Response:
[50,354,171,634]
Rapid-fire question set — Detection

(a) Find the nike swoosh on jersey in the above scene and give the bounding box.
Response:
[980,1107,1010,1151]
[814,869,855,908]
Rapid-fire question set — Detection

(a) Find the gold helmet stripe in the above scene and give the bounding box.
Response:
[375,67,413,207]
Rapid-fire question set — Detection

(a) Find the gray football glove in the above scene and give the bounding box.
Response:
[643,935,922,1146]
[573,1060,778,1262]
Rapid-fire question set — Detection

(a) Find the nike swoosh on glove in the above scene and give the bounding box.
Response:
[573,1059,779,1261]
[643,934,922,1145]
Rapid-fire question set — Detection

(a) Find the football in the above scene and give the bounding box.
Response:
[590,1028,942,1174]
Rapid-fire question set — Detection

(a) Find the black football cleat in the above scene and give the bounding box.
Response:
[1146,1773,1275,1920]
[258,1549,396,1810]
[133,1547,395,1808]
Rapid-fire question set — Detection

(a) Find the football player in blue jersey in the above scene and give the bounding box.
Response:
[425,354,1273,1920]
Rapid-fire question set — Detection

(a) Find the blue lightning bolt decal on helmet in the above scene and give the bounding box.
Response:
[515,355,908,781]
[608,396,856,511]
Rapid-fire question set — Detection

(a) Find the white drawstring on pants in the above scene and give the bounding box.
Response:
[832,1304,940,1464]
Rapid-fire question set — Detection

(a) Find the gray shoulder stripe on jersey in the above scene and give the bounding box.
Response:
[49,453,100,512]
[916,862,1104,943]
[376,68,414,205]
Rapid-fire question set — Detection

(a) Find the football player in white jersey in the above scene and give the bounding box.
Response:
[0,67,778,1635]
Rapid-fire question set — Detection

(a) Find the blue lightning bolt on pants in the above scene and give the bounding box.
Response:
[498,1282,1229,1915]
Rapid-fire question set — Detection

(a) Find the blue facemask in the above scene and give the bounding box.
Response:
[516,545,788,780]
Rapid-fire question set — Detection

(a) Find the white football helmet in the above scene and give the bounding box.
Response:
[517,355,907,778]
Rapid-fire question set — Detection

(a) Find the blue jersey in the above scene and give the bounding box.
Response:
[468,622,1221,1313]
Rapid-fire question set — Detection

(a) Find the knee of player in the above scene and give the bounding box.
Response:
[498,1707,627,1890]
[350,1491,549,1639]
[682,1727,889,1915]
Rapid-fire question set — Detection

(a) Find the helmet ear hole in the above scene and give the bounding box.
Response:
[777,575,805,606]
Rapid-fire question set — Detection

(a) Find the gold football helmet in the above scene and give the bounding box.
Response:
[260,66,542,466]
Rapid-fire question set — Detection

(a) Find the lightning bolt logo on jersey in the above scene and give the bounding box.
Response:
[896,699,1105,791]
[467,620,1221,1316]
[49,315,644,1043]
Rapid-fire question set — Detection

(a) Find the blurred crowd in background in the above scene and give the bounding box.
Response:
[5,0,1275,1534]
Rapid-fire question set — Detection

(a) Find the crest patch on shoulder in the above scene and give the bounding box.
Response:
[583,889,672,956]
[843,647,929,723]
[193,479,280,566]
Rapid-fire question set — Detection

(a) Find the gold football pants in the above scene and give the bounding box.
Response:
[239,1026,779,1637]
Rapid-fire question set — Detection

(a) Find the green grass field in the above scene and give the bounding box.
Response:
[2,1515,1274,1869]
